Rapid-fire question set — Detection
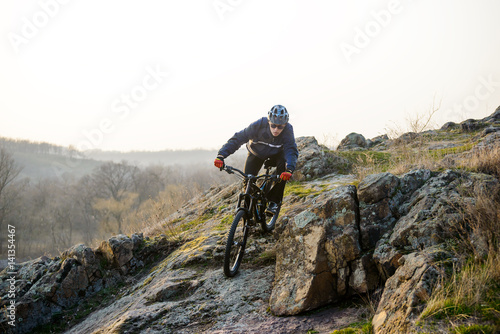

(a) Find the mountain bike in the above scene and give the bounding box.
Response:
[220,160,281,277]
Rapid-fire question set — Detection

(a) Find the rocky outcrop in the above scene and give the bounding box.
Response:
[374,171,498,279]
[269,169,433,317]
[294,136,351,178]
[372,171,498,333]
[268,166,498,331]
[481,105,500,123]
[357,169,432,271]
[0,234,175,333]
[440,106,500,132]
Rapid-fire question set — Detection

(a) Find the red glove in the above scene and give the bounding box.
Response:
[280,171,292,181]
[214,157,224,168]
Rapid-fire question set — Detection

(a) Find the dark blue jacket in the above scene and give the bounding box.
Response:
[218,117,299,171]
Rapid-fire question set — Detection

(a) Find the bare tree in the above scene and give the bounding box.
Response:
[133,165,169,203]
[75,175,99,245]
[91,161,138,201]
[406,95,442,134]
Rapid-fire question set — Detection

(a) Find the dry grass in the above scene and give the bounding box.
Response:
[124,184,201,240]
[454,182,500,258]
[387,147,440,175]
[420,254,500,332]
[459,144,500,178]
[351,146,442,181]
[352,135,498,182]
[420,184,500,331]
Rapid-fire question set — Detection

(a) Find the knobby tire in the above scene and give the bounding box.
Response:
[259,178,280,232]
[224,209,249,277]
[259,200,280,232]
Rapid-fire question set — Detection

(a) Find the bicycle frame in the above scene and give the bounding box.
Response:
[224,165,277,223]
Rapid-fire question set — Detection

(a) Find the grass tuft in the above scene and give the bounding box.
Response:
[420,184,500,331]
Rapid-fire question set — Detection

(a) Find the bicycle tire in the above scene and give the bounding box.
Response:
[259,201,280,232]
[224,209,249,277]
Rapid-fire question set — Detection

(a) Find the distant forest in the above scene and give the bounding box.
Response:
[0,137,245,261]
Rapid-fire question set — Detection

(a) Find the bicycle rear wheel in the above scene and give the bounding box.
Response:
[224,210,249,277]
[259,200,280,232]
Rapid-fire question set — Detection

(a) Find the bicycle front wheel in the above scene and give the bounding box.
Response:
[224,210,249,277]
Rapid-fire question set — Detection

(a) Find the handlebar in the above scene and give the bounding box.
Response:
[221,164,280,182]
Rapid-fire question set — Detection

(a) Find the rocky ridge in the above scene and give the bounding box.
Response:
[1,107,499,333]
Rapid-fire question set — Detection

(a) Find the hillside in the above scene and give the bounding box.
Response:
[0,137,229,180]
[1,106,499,333]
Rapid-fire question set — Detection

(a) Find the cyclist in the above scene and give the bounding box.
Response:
[214,105,299,214]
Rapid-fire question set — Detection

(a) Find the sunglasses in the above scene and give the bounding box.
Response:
[270,123,285,130]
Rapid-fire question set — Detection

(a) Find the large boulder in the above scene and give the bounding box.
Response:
[337,133,367,151]
[373,247,447,334]
[358,170,432,251]
[269,185,377,315]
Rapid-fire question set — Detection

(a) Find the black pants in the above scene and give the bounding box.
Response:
[244,152,287,204]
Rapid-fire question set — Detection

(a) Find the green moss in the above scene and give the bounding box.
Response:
[252,249,276,266]
[284,183,315,198]
[141,276,153,288]
[330,320,373,334]
[214,215,234,231]
[454,324,496,334]
[179,212,215,231]
[284,182,329,198]
[429,143,475,158]
[169,217,185,225]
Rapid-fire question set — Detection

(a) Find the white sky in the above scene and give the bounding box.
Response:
[1,0,500,152]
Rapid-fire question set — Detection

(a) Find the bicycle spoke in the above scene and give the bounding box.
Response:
[224,210,248,277]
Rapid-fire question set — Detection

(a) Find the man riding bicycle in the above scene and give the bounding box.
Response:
[214,105,299,214]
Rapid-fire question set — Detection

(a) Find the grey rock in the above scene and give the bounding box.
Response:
[294,136,351,178]
[373,247,449,334]
[440,121,457,131]
[461,119,479,132]
[270,185,363,315]
[358,173,399,204]
[373,170,498,280]
[337,133,367,151]
[98,234,135,274]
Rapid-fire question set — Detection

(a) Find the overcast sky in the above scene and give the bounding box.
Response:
[1,0,500,152]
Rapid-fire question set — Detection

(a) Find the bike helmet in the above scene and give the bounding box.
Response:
[268,105,289,125]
